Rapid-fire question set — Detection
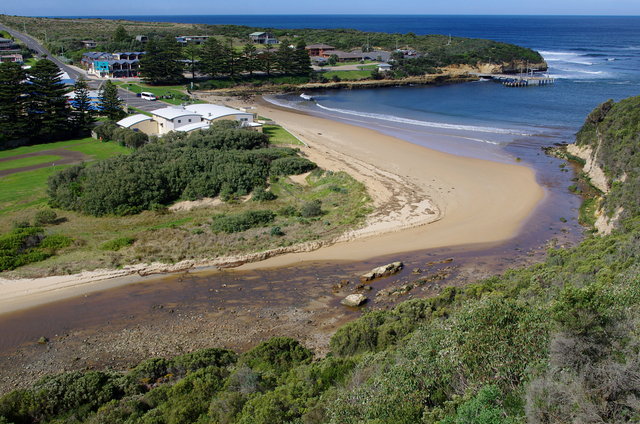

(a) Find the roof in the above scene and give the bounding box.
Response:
[378,63,393,68]
[151,107,201,120]
[175,122,210,132]
[65,90,101,99]
[184,104,253,120]
[329,50,364,59]
[0,38,12,43]
[306,43,335,50]
[117,114,153,128]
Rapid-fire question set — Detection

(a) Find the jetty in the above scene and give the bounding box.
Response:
[473,72,555,87]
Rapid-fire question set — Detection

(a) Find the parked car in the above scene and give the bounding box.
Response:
[140,92,157,101]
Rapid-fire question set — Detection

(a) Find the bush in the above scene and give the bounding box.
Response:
[33,209,58,226]
[252,187,277,202]
[270,226,284,236]
[39,234,72,250]
[94,121,118,141]
[100,237,136,251]
[211,210,276,233]
[270,156,317,176]
[300,199,323,218]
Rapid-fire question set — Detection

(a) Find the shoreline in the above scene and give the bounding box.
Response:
[0,96,544,315]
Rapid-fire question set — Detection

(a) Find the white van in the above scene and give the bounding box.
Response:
[140,92,157,101]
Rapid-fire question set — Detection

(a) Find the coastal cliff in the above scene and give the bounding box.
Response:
[568,96,640,233]
[449,60,548,74]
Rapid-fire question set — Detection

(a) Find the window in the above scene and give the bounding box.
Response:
[177,120,181,123]
[188,119,192,122]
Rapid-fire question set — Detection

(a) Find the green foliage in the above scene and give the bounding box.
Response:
[140,38,185,85]
[240,337,313,382]
[0,226,71,271]
[252,186,277,202]
[211,210,276,233]
[33,209,58,226]
[0,61,29,146]
[443,385,517,424]
[269,156,317,176]
[300,199,323,218]
[47,125,311,216]
[26,59,71,141]
[98,81,125,121]
[100,237,135,251]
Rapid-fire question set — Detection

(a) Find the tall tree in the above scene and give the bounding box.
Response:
[98,80,124,121]
[113,25,129,43]
[0,61,29,146]
[259,44,276,77]
[223,39,243,78]
[27,59,70,140]
[275,43,295,74]
[292,41,312,76]
[242,43,259,76]
[183,44,200,81]
[200,38,225,77]
[70,77,95,134]
[139,38,184,85]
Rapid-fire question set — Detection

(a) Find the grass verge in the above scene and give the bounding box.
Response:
[263,125,304,146]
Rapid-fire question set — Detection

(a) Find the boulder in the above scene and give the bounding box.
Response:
[360,261,403,282]
[341,294,368,307]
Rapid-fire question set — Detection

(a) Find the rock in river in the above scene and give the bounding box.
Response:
[341,294,368,307]
[360,261,404,282]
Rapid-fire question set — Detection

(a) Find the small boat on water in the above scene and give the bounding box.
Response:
[299,93,314,101]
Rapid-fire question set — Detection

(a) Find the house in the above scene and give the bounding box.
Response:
[176,35,210,45]
[249,32,278,45]
[135,35,148,43]
[116,104,257,136]
[325,50,365,62]
[305,44,335,57]
[0,54,23,63]
[0,37,20,53]
[81,52,144,78]
[81,40,97,49]
[377,63,393,72]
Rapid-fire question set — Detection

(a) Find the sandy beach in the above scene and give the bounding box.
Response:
[0,96,544,314]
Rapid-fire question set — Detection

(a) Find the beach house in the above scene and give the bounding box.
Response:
[249,32,278,45]
[81,52,144,78]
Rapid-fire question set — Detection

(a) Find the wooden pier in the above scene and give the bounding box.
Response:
[473,73,555,87]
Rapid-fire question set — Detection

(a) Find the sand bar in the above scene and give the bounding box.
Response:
[0,97,544,314]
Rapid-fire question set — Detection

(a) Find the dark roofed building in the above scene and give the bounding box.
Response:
[305,44,336,56]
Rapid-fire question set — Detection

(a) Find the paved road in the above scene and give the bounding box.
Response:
[0,23,86,81]
[117,87,171,112]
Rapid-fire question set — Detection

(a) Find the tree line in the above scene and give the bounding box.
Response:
[139,37,312,85]
[0,60,124,148]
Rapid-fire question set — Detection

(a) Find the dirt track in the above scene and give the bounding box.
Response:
[0,149,90,177]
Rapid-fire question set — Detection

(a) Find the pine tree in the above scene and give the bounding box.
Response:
[139,38,184,85]
[293,42,312,76]
[259,44,276,77]
[242,43,259,76]
[98,80,124,121]
[0,61,29,146]
[275,43,294,74]
[27,59,70,140]
[200,38,225,77]
[70,77,95,134]
[113,25,129,43]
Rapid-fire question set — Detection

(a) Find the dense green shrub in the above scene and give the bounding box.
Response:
[0,227,70,271]
[33,209,58,226]
[252,186,277,202]
[300,199,323,217]
[94,121,118,141]
[211,210,276,233]
[269,156,317,176]
[48,125,314,216]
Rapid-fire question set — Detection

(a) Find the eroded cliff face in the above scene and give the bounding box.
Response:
[446,61,548,74]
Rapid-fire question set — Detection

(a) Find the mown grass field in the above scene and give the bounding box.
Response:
[0,138,130,217]
[320,69,373,80]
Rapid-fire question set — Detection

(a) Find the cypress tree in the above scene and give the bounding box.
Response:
[242,43,259,76]
[0,61,29,146]
[70,77,95,135]
[293,42,312,76]
[98,80,124,121]
[140,38,184,85]
[275,43,295,74]
[27,59,70,141]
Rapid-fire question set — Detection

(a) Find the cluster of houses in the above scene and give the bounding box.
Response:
[305,43,392,64]
[116,104,260,136]
[81,52,145,78]
[0,37,23,64]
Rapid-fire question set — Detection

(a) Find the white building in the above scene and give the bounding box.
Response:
[116,104,257,135]
[150,107,203,135]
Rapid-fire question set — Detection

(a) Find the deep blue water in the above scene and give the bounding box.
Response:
[67,15,640,159]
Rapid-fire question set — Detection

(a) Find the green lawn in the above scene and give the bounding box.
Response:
[263,125,304,146]
[0,155,62,171]
[0,138,131,215]
[116,82,191,105]
[23,57,39,67]
[320,70,373,81]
